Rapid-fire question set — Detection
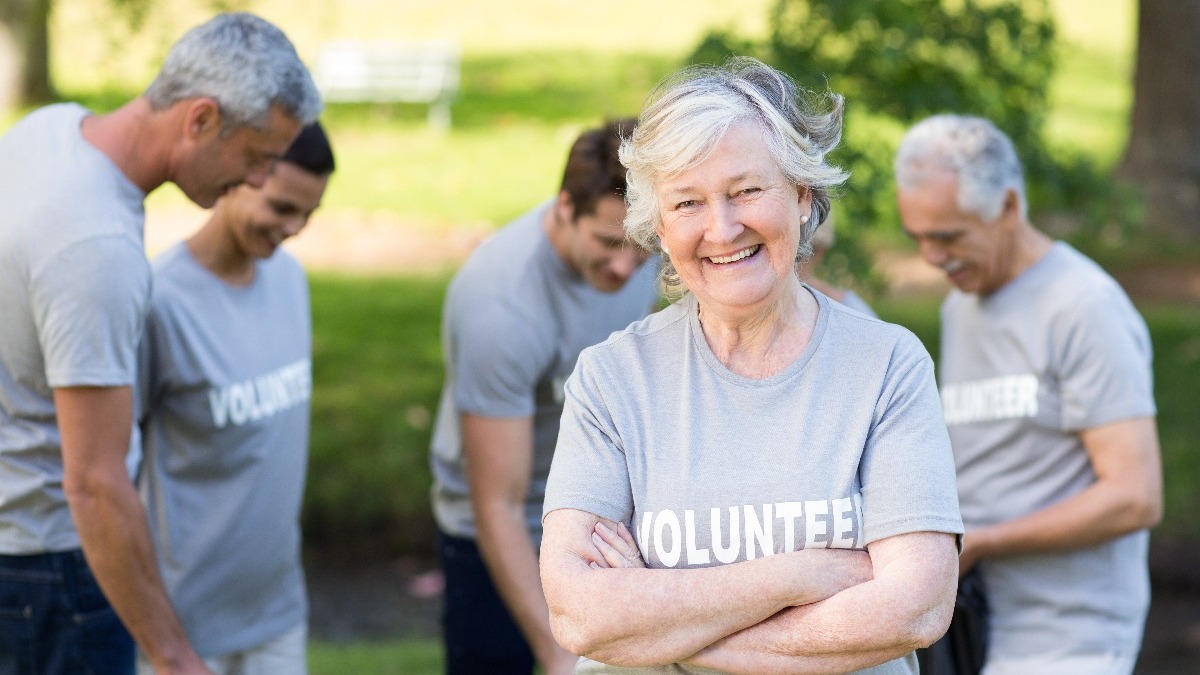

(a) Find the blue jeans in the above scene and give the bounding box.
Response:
[438,531,535,675]
[0,549,134,675]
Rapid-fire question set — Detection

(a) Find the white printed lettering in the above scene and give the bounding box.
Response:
[654,510,682,567]
[776,501,804,553]
[711,506,740,564]
[684,510,710,565]
[804,500,830,548]
[744,504,774,560]
[830,497,855,549]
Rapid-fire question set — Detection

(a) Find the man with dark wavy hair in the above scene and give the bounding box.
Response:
[429,119,659,675]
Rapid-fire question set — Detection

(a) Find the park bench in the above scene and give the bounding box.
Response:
[312,40,461,130]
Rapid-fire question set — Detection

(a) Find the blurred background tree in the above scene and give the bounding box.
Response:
[1117,0,1200,243]
[0,0,234,110]
[0,0,54,108]
[688,0,1191,269]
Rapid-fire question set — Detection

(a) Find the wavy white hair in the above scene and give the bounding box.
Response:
[619,57,848,292]
[894,114,1027,221]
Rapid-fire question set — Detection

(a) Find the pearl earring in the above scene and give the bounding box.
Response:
[800,215,810,225]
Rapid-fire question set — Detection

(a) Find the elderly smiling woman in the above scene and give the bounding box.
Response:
[538,57,964,674]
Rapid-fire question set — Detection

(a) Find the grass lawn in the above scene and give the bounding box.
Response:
[307,272,1200,549]
[309,638,442,674]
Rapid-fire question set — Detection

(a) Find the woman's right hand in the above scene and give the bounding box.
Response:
[589,520,646,569]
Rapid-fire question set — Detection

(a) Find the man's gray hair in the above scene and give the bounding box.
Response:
[620,56,848,290]
[144,13,323,131]
[894,114,1026,222]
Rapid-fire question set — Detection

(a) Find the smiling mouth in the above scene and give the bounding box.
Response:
[708,245,761,264]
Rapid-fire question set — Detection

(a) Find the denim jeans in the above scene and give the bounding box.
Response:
[0,548,134,675]
[438,530,535,675]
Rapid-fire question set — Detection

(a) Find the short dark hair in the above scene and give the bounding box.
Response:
[281,121,336,176]
[559,118,636,218]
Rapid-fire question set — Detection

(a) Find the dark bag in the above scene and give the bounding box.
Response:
[916,567,989,674]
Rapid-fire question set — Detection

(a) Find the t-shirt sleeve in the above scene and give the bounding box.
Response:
[1054,290,1156,431]
[859,334,964,545]
[542,351,634,523]
[31,235,149,388]
[449,294,552,418]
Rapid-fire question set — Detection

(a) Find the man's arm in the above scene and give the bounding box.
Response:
[462,413,578,675]
[56,386,212,675]
[960,416,1162,573]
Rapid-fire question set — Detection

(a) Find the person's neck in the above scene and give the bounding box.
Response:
[80,97,175,195]
[697,278,818,379]
[542,199,578,274]
[993,221,1055,294]
[185,215,256,287]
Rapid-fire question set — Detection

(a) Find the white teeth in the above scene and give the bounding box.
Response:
[709,245,760,264]
[941,260,965,274]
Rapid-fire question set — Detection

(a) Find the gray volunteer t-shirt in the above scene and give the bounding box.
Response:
[0,103,149,554]
[544,291,963,675]
[430,200,660,542]
[940,242,1156,660]
[138,243,311,656]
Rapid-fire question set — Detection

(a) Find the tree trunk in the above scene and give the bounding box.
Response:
[0,0,54,113]
[1117,0,1200,243]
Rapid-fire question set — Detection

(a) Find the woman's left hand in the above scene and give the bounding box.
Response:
[590,520,647,569]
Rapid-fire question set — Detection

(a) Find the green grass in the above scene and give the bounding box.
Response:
[304,273,448,553]
[304,275,1200,547]
[309,638,442,674]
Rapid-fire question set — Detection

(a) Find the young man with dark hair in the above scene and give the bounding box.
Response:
[430,119,659,675]
[137,122,334,674]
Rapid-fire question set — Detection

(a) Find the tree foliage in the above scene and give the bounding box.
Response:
[769,0,1055,154]
[686,0,1130,278]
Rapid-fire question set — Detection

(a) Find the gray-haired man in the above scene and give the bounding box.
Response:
[0,13,321,675]
[895,114,1162,675]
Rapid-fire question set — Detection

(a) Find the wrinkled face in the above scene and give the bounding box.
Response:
[655,121,810,313]
[222,161,329,260]
[180,104,302,209]
[562,195,651,293]
[896,172,1015,295]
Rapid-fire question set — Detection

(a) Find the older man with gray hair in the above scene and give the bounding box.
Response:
[0,13,320,675]
[895,114,1162,675]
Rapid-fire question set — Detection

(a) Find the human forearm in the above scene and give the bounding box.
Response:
[541,510,873,667]
[475,502,575,671]
[688,532,957,674]
[963,484,1158,569]
[68,477,202,671]
[56,387,209,675]
[464,413,576,674]
[962,417,1162,572]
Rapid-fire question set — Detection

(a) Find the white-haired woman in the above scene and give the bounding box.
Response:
[539,57,963,674]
